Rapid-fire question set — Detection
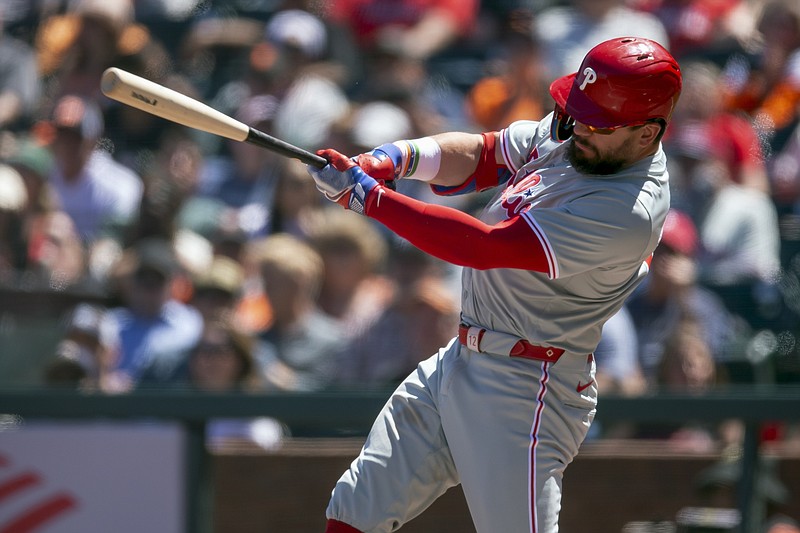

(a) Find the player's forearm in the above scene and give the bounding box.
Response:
[365,187,548,271]
[426,131,484,187]
[362,132,504,192]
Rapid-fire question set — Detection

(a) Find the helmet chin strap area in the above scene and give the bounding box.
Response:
[551,105,575,142]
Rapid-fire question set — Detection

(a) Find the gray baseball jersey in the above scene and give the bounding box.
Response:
[326,113,671,533]
[461,114,670,356]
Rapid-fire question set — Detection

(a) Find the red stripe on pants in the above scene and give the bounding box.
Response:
[528,362,550,533]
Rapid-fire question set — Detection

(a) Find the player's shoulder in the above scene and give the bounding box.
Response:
[567,155,670,233]
[503,113,555,144]
[501,113,561,170]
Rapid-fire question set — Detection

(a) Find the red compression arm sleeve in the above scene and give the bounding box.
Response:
[365,188,549,272]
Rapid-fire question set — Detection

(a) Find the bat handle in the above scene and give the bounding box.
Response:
[245,128,328,168]
[246,127,396,190]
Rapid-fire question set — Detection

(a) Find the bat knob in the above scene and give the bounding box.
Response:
[100,68,121,97]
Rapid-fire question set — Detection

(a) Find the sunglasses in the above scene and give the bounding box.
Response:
[583,121,651,135]
[552,105,665,140]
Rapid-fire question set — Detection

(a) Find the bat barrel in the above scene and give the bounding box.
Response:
[101,67,250,142]
[100,67,331,170]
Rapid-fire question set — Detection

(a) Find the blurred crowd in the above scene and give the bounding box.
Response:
[2,0,800,453]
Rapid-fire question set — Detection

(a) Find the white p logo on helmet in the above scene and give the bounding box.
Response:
[579,67,597,91]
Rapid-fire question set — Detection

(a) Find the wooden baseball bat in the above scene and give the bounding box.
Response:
[100,67,328,168]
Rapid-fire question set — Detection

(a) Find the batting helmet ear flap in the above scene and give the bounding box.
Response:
[551,105,574,142]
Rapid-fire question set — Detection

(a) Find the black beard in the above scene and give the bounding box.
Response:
[566,139,628,176]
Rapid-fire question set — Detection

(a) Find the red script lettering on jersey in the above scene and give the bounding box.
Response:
[501,171,541,217]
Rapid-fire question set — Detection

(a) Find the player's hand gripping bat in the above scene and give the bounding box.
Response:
[101,67,329,168]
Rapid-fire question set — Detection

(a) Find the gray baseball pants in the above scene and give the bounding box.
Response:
[326,335,597,532]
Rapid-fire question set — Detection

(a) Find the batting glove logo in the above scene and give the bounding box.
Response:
[579,67,598,91]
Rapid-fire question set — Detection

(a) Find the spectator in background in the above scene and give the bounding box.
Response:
[770,118,800,207]
[323,0,479,62]
[335,275,458,387]
[186,316,286,451]
[646,319,725,452]
[384,238,458,296]
[266,157,325,237]
[249,233,345,392]
[42,340,93,388]
[172,227,215,301]
[2,138,89,290]
[632,317,742,453]
[135,128,205,242]
[6,136,56,227]
[188,317,258,393]
[466,32,551,132]
[329,101,416,164]
[666,118,781,291]
[43,302,126,393]
[107,237,203,388]
[633,0,755,61]
[657,319,719,394]
[190,254,245,322]
[0,11,40,131]
[26,209,87,291]
[191,94,285,240]
[266,9,351,151]
[166,11,265,107]
[34,0,132,100]
[665,60,770,194]
[594,305,645,397]
[306,209,395,340]
[347,45,468,136]
[533,0,669,79]
[626,209,744,383]
[45,94,143,246]
[231,234,273,336]
[722,0,800,153]
[0,164,31,281]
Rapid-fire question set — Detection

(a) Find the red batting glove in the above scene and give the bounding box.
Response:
[320,148,357,172]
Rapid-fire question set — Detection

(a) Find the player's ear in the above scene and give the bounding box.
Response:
[638,121,663,147]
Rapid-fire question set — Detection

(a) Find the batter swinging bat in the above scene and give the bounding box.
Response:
[100,67,328,168]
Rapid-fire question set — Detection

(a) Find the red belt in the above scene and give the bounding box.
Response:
[458,324,565,362]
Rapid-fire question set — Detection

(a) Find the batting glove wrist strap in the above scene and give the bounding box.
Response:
[394,138,441,182]
[344,166,379,214]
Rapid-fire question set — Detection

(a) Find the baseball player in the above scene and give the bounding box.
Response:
[307,37,682,533]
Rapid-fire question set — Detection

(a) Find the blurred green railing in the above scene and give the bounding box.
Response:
[2,386,800,533]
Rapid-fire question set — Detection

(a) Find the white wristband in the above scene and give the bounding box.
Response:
[394,137,441,182]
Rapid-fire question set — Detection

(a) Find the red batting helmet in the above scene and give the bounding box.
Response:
[549,37,682,140]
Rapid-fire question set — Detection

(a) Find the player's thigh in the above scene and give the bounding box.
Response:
[327,339,461,532]
[440,352,595,533]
